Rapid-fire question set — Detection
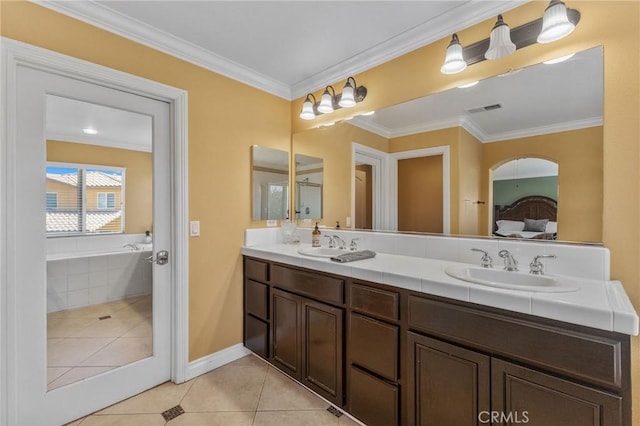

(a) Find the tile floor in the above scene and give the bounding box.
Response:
[66,354,363,426]
[48,295,153,390]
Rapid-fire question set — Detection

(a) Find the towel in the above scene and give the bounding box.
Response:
[330,250,377,263]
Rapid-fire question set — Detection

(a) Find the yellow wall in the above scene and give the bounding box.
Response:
[458,128,483,236]
[47,140,147,233]
[2,1,291,361]
[293,123,388,226]
[481,127,603,242]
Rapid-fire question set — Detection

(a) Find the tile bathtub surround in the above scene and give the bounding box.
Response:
[47,252,152,312]
[245,227,610,281]
[65,355,362,426]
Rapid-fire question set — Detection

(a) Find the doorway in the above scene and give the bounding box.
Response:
[1,40,189,425]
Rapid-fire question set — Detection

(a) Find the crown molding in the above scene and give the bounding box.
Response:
[290,0,527,99]
[33,0,292,100]
[482,116,603,143]
[348,116,393,139]
[33,0,525,102]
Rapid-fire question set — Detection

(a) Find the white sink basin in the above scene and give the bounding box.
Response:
[445,265,578,293]
[297,247,349,258]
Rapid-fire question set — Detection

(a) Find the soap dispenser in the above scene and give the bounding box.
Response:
[145,230,152,243]
[312,222,321,247]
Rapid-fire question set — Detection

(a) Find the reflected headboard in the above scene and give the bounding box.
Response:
[493,196,558,233]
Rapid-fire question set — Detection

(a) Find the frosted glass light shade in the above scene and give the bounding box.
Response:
[440,34,467,75]
[299,95,316,120]
[485,15,516,60]
[338,82,356,108]
[317,87,335,113]
[537,0,575,43]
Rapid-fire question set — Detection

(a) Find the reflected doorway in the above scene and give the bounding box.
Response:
[397,155,443,233]
[355,164,373,229]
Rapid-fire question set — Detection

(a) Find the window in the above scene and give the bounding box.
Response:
[46,163,125,236]
[97,192,116,210]
[46,192,58,210]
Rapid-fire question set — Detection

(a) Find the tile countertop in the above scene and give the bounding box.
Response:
[241,243,639,336]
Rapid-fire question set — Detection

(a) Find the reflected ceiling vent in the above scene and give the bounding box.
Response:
[467,103,502,114]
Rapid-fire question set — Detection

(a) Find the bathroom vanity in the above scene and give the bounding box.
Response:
[242,232,637,426]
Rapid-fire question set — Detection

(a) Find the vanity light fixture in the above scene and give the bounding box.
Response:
[82,127,98,135]
[360,111,375,116]
[440,1,580,74]
[440,34,467,74]
[485,15,516,60]
[543,52,575,64]
[318,86,336,114]
[299,76,368,120]
[537,0,575,43]
[457,80,479,89]
[300,94,317,120]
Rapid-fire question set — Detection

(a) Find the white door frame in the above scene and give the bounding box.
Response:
[388,146,451,234]
[351,143,388,230]
[0,38,189,425]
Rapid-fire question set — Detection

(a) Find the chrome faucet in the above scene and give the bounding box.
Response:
[349,238,360,251]
[471,248,493,268]
[530,254,557,275]
[324,235,336,248]
[332,235,347,250]
[122,243,139,251]
[498,249,518,271]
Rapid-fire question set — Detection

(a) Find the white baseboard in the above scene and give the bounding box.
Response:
[186,343,251,381]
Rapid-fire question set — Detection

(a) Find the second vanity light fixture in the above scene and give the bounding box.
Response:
[441,0,580,75]
[299,76,368,120]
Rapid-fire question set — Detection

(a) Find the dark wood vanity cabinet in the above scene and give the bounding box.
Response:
[347,282,401,426]
[243,257,631,426]
[250,262,345,406]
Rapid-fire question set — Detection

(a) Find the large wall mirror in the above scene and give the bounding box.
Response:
[251,145,290,220]
[292,46,603,244]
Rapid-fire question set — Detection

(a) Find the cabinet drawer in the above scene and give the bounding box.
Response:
[245,258,269,282]
[245,279,268,320]
[349,313,398,381]
[349,283,399,321]
[271,264,344,305]
[349,365,398,426]
[408,296,624,390]
[245,314,268,359]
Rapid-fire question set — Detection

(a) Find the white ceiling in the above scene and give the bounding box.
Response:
[37,0,524,99]
[38,1,600,149]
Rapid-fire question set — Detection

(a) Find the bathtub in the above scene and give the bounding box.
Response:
[46,244,153,313]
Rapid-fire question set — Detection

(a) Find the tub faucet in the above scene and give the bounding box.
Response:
[530,254,557,275]
[498,249,518,271]
[122,243,139,251]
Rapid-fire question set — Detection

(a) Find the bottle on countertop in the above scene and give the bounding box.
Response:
[145,230,152,243]
[312,222,322,247]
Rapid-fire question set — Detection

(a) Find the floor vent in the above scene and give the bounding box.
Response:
[161,405,185,421]
[327,406,343,417]
[98,315,112,320]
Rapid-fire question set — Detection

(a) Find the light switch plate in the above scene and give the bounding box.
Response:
[190,221,200,236]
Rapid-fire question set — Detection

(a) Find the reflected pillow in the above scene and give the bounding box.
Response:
[546,221,558,233]
[523,218,549,232]
[496,220,525,232]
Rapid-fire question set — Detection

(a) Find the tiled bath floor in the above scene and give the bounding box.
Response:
[48,295,152,390]
[66,354,363,426]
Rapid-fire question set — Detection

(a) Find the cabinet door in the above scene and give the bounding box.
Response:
[349,365,398,426]
[302,298,344,406]
[244,314,268,358]
[271,289,302,380]
[492,358,622,426]
[407,332,490,426]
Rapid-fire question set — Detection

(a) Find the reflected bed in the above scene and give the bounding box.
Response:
[493,195,558,240]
